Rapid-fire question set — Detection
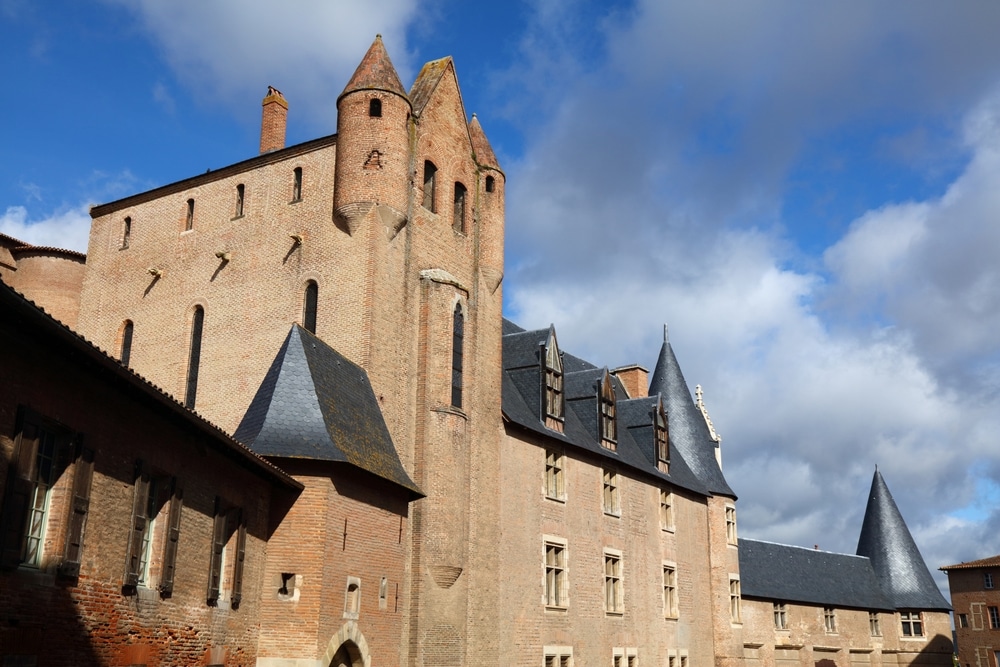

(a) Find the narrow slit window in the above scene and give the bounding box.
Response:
[369,98,382,117]
[185,198,195,231]
[121,216,131,249]
[303,281,318,334]
[185,306,204,409]
[453,182,467,232]
[234,184,245,218]
[451,304,464,408]
[120,320,134,367]
[485,175,495,193]
[422,161,437,212]
[292,167,302,202]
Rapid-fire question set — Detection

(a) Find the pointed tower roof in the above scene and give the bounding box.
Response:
[409,56,452,116]
[855,470,950,610]
[648,330,734,496]
[339,35,409,103]
[469,114,501,171]
[234,325,421,497]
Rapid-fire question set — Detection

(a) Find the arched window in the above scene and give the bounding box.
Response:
[185,198,195,231]
[542,328,564,430]
[303,280,318,333]
[121,216,131,249]
[422,161,437,212]
[451,304,464,408]
[485,175,495,193]
[234,184,245,218]
[655,397,669,473]
[369,98,382,117]
[120,320,134,367]
[453,182,467,232]
[599,369,617,450]
[292,167,303,202]
[185,306,204,409]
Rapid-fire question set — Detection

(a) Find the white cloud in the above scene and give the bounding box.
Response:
[1,204,91,252]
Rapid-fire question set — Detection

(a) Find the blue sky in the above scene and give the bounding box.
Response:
[5,0,1000,590]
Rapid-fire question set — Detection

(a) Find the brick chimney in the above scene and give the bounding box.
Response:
[612,364,648,399]
[260,86,288,153]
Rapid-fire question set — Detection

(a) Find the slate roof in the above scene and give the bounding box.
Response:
[234,325,421,498]
[740,539,895,610]
[648,337,735,497]
[941,555,1000,571]
[339,34,409,103]
[856,470,951,610]
[500,320,713,497]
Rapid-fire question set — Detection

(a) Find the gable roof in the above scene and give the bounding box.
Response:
[648,336,735,497]
[409,57,452,116]
[739,539,895,611]
[234,325,421,498]
[856,470,951,610]
[941,554,1000,571]
[339,34,409,103]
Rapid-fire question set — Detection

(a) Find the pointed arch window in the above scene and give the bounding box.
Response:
[121,216,131,249]
[451,304,464,408]
[185,198,195,231]
[120,320,134,367]
[185,306,204,409]
[655,397,669,473]
[422,161,437,212]
[599,370,617,450]
[453,182,467,232]
[542,329,564,431]
[303,281,318,334]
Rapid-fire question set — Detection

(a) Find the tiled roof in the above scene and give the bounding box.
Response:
[8,244,86,260]
[856,470,951,610]
[469,115,501,171]
[0,277,300,490]
[941,555,1000,571]
[740,539,895,611]
[234,325,421,498]
[339,34,408,103]
[409,57,451,116]
[648,337,735,497]
[501,321,711,497]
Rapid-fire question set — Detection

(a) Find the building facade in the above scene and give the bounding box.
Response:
[0,36,954,667]
[942,555,1000,667]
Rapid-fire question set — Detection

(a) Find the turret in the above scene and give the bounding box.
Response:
[469,114,504,294]
[333,35,412,235]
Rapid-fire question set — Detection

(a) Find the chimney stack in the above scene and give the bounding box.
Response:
[260,86,288,153]
[612,364,649,399]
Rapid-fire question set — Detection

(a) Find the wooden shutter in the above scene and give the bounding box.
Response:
[59,439,95,578]
[0,420,39,569]
[123,460,149,588]
[207,497,226,603]
[231,509,246,609]
[158,480,183,597]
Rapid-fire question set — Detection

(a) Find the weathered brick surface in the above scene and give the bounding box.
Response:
[945,566,1000,667]
[3,249,85,328]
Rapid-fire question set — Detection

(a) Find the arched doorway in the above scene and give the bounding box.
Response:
[331,641,363,667]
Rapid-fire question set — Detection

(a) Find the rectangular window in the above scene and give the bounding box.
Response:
[660,490,674,531]
[729,577,741,623]
[291,167,303,202]
[59,440,95,578]
[987,572,995,589]
[422,161,436,212]
[185,198,195,231]
[900,611,924,637]
[544,541,567,608]
[725,506,737,544]
[603,469,620,517]
[663,564,678,618]
[774,602,787,630]
[121,216,131,249]
[958,613,969,629]
[870,611,882,636]
[824,607,837,633]
[207,499,246,608]
[124,462,170,589]
[990,606,1000,629]
[544,648,572,667]
[604,552,623,614]
[453,182,467,232]
[234,184,245,218]
[545,451,565,500]
[972,602,985,630]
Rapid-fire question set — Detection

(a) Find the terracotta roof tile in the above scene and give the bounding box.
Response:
[339,34,408,102]
[469,114,501,171]
[941,555,1000,571]
[409,57,451,116]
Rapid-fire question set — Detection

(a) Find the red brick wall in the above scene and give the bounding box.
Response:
[949,567,1000,667]
[5,250,85,328]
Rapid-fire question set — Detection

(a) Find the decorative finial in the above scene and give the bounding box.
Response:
[663,323,668,343]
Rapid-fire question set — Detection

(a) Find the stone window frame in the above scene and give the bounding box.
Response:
[663,561,678,619]
[774,602,788,630]
[603,549,624,615]
[544,646,573,667]
[543,535,569,610]
[545,450,566,502]
[602,468,621,518]
[725,505,738,545]
[344,576,361,620]
[900,611,924,638]
[823,606,837,633]
[869,611,882,636]
[729,575,742,624]
[660,489,675,532]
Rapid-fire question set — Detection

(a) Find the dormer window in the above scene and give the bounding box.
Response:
[542,329,564,432]
[655,397,669,473]
[369,98,382,117]
[599,369,617,450]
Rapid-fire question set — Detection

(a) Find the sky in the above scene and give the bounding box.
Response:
[4,0,1000,594]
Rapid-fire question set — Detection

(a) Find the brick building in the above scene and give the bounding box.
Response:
[941,555,1000,667]
[0,36,954,666]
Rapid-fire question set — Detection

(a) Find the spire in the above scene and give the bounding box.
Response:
[339,35,408,103]
[469,114,501,170]
[855,470,951,610]
[649,333,734,496]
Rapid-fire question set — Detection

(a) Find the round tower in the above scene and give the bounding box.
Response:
[333,35,412,235]
[469,114,505,294]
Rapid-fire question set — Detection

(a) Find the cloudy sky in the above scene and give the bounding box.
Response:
[5,1,1000,592]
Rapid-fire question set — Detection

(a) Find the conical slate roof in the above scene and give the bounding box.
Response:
[855,470,950,610]
[648,336,734,497]
[234,325,421,497]
[339,35,408,103]
[469,114,500,170]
